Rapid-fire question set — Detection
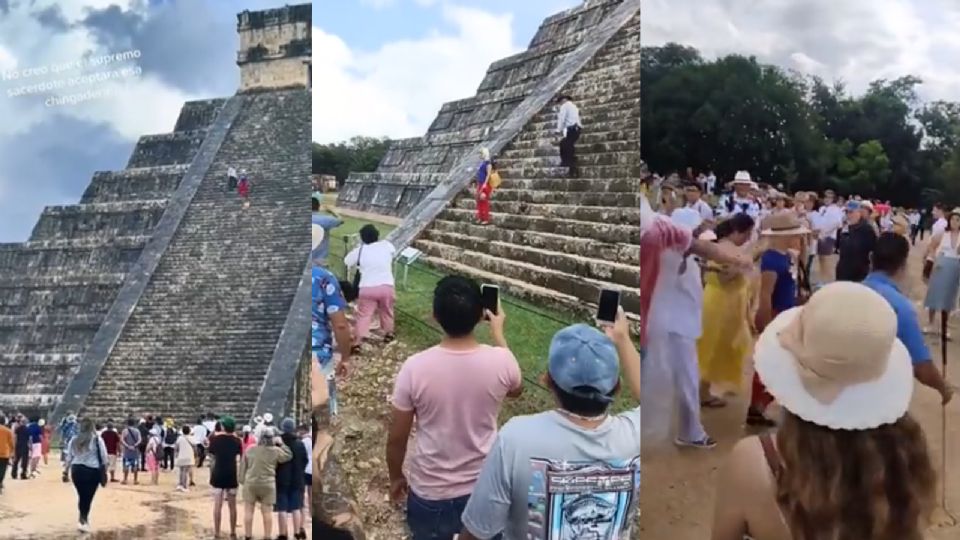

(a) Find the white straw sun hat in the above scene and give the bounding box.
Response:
[754,282,913,430]
[760,212,810,237]
[732,170,752,185]
[311,223,325,251]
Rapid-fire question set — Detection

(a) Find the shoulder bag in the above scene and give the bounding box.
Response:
[95,436,108,487]
[351,244,364,291]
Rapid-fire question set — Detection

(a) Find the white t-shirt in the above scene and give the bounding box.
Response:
[345,240,397,288]
[192,424,208,445]
[817,204,844,239]
[936,231,960,259]
[302,434,313,475]
[646,241,703,340]
[933,217,948,237]
[688,199,713,222]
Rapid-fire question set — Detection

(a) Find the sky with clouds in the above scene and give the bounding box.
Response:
[643,0,960,103]
[0,0,293,242]
[312,0,582,144]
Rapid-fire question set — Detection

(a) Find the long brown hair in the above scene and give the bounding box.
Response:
[775,411,936,540]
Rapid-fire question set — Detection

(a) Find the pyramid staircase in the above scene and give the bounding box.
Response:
[343,0,640,317]
[0,99,225,419]
[418,10,639,316]
[72,90,311,424]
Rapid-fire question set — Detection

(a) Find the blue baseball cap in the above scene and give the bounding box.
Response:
[548,324,620,403]
[845,201,861,212]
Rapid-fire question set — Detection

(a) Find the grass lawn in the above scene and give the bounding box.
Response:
[323,214,631,419]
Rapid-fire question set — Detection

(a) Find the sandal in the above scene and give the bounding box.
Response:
[700,396,727,408]
[350,345,362,355]
[674,436,717,449]
[383,334,395,344]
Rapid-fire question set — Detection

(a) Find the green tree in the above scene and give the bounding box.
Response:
[312,136,392,186]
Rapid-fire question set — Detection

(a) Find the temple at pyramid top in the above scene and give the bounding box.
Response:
[236,4,312,91]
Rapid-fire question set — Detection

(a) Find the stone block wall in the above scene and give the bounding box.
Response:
[0,98,225,418]
[237,4,311,92]
[340,0,628,215]
[79,90,310,424]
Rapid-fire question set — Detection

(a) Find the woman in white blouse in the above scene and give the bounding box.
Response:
[344,225,397,352]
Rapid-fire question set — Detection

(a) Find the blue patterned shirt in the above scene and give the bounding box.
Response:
[312,266,347,369]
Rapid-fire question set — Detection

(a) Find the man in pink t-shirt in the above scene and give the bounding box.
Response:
[387,275,522,540]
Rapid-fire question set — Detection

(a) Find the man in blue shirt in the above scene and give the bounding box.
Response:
[312,196,343,267]
[311,262,356,417]
[863,232,953,404]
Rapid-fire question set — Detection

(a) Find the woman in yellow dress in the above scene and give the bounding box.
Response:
[698,213,757,407]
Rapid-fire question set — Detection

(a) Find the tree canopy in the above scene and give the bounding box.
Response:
[642,44,960,205]
[312,136,392,186]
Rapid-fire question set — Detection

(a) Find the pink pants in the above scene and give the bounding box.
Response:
[354,285,396,344]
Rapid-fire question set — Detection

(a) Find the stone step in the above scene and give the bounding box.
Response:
[416,243,638,314]
[495,163,640,179]
[495,151,638,169]
[173,98,227,132]
[501,139,638,157]
[421,256,588,319]
[472,188,640,207]
[438,208,640,244]
[81,165,188,204]
[31,200,167,242]
[454,199,640,225]
[419,232,637,288]
[520,117,639,137]
[0,242,144,272]
[0,313,104,327]
[0,273,126,289]
[127,130,207,168]
[428,220,638,265]
[479,176,639,193]
[513,128,638,146]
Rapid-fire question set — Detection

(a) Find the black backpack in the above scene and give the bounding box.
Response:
[164,428,177,445]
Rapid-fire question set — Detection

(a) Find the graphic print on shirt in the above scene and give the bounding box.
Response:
[311,267,346,370]
[526,456,640,540]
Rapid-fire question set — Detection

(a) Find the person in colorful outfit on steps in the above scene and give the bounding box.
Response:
[475,147,494,226]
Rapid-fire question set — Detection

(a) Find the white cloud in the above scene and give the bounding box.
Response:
[312,3,518,143]
[642,0,960,102]
[0,0,201,140]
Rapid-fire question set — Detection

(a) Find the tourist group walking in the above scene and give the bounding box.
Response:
[641,168,957,539]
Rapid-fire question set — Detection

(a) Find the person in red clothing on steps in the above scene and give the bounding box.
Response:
[237,169,251,208]
[475,148,493,226]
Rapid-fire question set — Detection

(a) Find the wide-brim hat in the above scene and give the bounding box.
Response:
[760,211,810,236]
[732,170,752,184]
[754,282,913,430]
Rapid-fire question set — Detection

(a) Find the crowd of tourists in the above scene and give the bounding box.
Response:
[641,168,957,539]
[0,410,311,539]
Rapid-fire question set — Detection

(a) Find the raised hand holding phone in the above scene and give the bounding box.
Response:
[481,284,507,348]
[596,289,620,326]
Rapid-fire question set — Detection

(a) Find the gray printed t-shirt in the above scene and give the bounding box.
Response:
[461,407,641,540]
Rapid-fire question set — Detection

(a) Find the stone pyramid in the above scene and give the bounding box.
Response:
[0,5,312,423]
[340,0,640,316]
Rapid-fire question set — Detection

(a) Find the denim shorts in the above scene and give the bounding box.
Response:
[406,491,470,540]
[274,487,304,513]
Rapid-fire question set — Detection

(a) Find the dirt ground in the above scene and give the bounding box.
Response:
[639,237,960,540]
[0,459,311,539]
